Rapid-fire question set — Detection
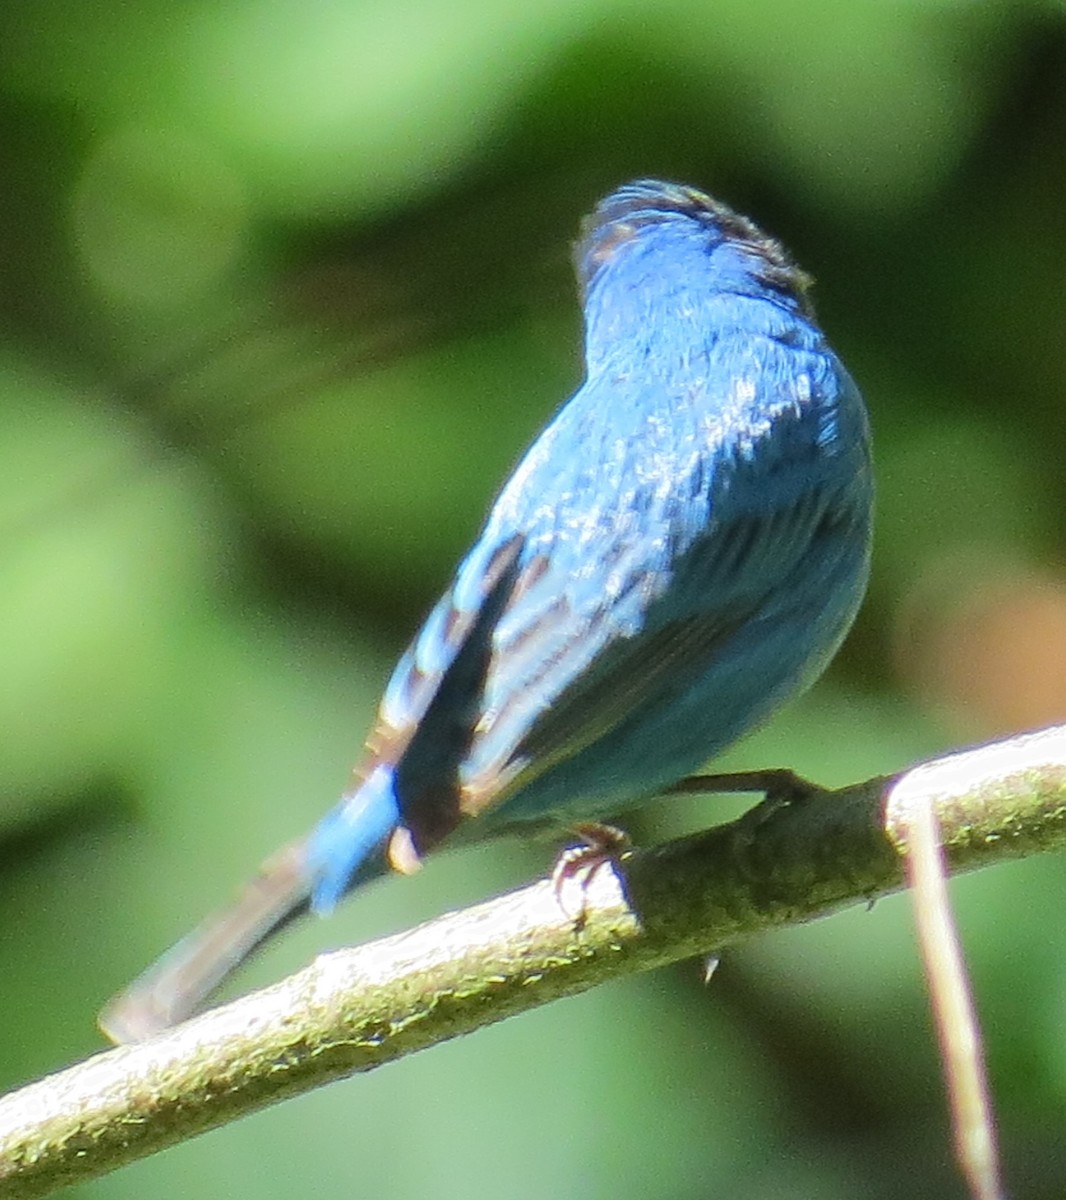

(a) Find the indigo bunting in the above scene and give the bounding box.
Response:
[100,180,872,1043]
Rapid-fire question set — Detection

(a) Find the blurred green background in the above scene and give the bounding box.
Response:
[3,1,1066,1196]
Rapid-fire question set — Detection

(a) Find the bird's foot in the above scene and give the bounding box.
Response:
[551,822,631,928]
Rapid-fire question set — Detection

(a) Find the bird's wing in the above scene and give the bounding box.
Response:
[357,532,528,784]
[456,484,861,816]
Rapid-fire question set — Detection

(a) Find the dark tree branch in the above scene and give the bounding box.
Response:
[3,725,1066,1199]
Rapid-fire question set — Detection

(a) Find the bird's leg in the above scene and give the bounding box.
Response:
[666,768,828,833]
[664,767,825,807]
[666,769,831,881]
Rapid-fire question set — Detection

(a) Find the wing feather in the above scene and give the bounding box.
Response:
[456,488,861,814]
[358,349,869,842]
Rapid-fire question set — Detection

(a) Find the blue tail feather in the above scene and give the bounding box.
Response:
[308,765,401,914]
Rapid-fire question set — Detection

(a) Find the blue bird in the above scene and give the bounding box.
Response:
[100,180,873,1042]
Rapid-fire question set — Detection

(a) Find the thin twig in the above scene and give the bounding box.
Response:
[882,732,1066,1200]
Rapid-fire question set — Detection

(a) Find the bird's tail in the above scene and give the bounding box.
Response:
[98,837,317,1044]
[99,769,402,1044]
[99,534,525,1045]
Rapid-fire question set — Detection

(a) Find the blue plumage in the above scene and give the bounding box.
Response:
[100,180,872,1042]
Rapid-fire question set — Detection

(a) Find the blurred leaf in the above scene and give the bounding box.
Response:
[0,357,227,824]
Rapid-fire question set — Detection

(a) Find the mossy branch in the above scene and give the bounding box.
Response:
[3,725,1066,1199]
